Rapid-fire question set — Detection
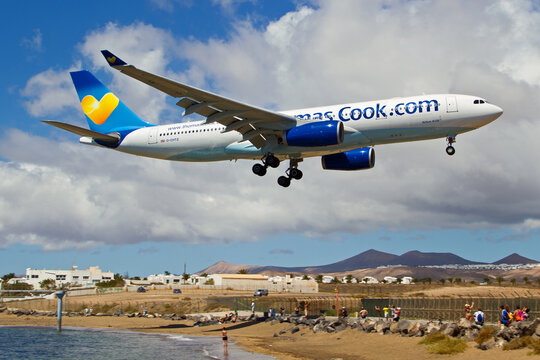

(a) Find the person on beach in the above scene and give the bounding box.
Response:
[383,306,389,321]
[85,307,89,316]
[393,307,401,322]
[522,306,530,321]
[375,305,381,319]
[304,302,309,317]
[294,306,299,317]
[280,307,285,316]
[473,308,484,326]
[360,308,368,319]
[500,305,510,327]
[251,301,255,313]
[222,327,228,354]
[464,302,474,321]
[513,306,523,322]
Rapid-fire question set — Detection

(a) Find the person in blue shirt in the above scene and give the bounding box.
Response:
[500,305,510,327]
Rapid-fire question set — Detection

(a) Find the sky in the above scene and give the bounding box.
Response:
[1,0,540,277]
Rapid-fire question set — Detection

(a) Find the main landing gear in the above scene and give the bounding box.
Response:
[277,159,303,188]
[252,154,303,187]
[252,153,280,176]
[446,136,456,156]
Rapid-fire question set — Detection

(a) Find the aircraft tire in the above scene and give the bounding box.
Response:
[253,163,267,176]
[266,155,280,168]
[446,146,456,156]
[290,168,303,180]
[278,176,291,187]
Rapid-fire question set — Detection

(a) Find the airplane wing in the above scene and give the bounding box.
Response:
[101,50,297,149]
[42,121,120,146]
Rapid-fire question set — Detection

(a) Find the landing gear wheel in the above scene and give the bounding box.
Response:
[278,176,291,187]
[266,155,280,168]
[446,145,455,156]
[289,168,303,180]
[252,163,267,176]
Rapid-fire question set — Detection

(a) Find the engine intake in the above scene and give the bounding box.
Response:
[286,121,344,147]
[321,147,375,171]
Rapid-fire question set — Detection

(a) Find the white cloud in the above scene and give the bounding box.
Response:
[20,65,81,117]
[8,0,540,250]
[21,29,43,52]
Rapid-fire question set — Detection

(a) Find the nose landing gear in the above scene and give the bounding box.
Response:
[446,136,456,156]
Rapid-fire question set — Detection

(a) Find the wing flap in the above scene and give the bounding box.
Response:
[102,50,297,148]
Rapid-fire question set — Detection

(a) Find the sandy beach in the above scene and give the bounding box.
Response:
[0,313,531,359]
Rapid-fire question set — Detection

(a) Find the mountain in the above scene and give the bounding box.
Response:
[197,261,260,274]
[388,250,480,266]
[197,251,538,275]
[492,253,538,265]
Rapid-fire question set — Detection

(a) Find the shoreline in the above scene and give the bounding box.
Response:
[0,313,533,360]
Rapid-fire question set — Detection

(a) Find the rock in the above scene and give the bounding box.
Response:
[313,322,327,333]
[291,327,300,334]
[396,319,411,334]
[442,323,459,337]
[329,320,348,332]
[462,328,479,342]
[424,322,441,335]
[361,319,376,333]
[375,320,391,334]
[407,322,422,337]
[326,326,336,333]
[522,318,540,336]
[476,337,496,350]
[495,338,507,348]
[273,333,278,337]
[458,318,473,330]
[279,329,287,335]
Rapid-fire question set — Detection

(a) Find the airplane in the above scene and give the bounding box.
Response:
[43,50,503,187]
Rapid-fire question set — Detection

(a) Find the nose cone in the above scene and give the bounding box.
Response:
[491,104,503,119]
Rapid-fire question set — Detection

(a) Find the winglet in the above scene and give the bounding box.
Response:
[101,50,127,67]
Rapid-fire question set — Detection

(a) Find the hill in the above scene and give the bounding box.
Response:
[197,250,538,275]
[492,253,538,265]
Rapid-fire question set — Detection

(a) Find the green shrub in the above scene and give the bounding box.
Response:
[427,337,467,354]
[475,326,497,345]
[419,332,446,345]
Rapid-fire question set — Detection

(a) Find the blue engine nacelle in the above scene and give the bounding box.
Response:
[321,147,375,171]
[286,121,344,147]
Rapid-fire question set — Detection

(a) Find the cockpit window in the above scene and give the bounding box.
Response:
[473,99,486,104]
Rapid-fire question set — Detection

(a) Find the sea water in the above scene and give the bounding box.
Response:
[0,326,274,360]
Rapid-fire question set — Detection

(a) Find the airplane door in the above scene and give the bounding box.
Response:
[148,126,158,144]
[446,96,458,113]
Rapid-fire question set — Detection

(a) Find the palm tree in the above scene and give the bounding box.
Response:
[483,277,492,285]
[523,276,530,285]
[237,269,249,274]
[315,274,323,283]
[345,274,354,283]
[302,274,310,280]
[510,278,516,286]
[439,278,446,285]
[447,277,454,284]
[495,276,504,286]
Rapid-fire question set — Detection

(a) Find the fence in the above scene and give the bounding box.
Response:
[224,296,539,322]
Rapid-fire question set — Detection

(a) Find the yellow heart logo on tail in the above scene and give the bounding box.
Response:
[107,56,116,64]
[81,93,119,125]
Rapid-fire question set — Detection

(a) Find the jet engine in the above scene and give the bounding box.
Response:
[286,121,344,147]
[321,147,375,170]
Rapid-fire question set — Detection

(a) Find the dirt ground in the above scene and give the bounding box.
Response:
[0,313,532,360]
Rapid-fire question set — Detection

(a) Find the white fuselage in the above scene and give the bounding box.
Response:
[84,94,502,162]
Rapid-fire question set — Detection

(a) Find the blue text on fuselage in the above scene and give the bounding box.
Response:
[295,99,439,121]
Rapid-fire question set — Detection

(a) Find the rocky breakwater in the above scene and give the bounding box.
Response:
[269,315,540,350]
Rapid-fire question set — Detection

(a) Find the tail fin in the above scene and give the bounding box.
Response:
[70,70,153,134]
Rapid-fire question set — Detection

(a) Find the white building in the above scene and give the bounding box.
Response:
[383,276,398,284]
[322,275,334,284]
[361,276,379,284]
[25,266,114,289]
[401,276,414,284]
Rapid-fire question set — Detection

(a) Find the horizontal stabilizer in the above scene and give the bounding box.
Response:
[42,121,120,146]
